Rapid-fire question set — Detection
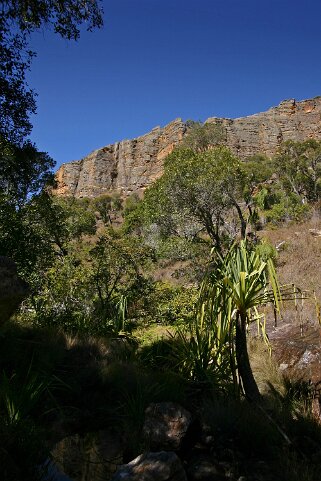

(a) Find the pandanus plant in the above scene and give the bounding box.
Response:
[198,240,283,403]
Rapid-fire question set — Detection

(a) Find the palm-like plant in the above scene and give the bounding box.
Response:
[199,240,282,403]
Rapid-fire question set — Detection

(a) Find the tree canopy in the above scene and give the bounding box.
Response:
[142,146,248,251]
[2,0,103,39]
[0,0,103,143]
[182,120,226,151]
[273,139,321,203]
[0,0,104,281]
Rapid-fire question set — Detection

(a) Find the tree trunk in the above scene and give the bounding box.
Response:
[235,311,261,403]
[230,197,247,240]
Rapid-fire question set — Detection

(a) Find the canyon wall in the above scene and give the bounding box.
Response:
[55,97,321,198]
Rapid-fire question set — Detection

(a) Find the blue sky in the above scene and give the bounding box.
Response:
[27,0,321,169]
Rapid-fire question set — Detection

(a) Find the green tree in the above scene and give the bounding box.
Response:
[0,137,54,206]
[0,191,96,285]
[198,241,282,402]
[240,152,311,227]
[91,231,153,324]
[273,139,321,203]
[182,120,226,151]
[0,19,35,144]
[0,0,103,143]
[0,139,55,277]
[31,229,154,333]
[143,147,248,251]
[0,0,103,282]
[92,193,123,225]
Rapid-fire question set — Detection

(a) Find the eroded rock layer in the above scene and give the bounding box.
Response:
[55,119,186,198]
[55,97,321,198]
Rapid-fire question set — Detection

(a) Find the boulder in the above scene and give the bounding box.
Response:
[51,430,123,481]
[269,322,321,384]
[111,451,187,481]
[143,402,192,451]
[0,256,28,323]
[186,454,226,481]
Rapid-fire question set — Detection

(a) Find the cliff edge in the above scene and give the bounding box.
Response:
[55,97,321,198]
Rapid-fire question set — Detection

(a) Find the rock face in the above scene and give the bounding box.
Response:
[0,256,29,323]
[55,119,186,198]
[55,97,321,199]
[269,322,321,384]
[206,97,321,158]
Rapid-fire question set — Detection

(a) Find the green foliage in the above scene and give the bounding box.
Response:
[0,192,54,278]
[3,0,103,39]
[239,146,319,227]
[182,120,226,151]
[0,0,103,143]
[30,244,94,329]
[30,229,154,334]
[0,192,97,282]
[0,0,104,305]
[273,139,321,202]
[242,154,275,189]
[90,231,153,324]
[92,193,123,225]
[143,147,247,250]
[122,195,146,234]
[0,139,56,278]
[173,320,234,389]
[124,193,141,216]
[194,240,283,401]
[255,239,278,262]
[52,196,97,241]
[0,137,54,206]
[0,16,35,144]
[0,366,50,425]
[156,236,199,261]
[147,282,198,326]
[263,190,310,225]
[241,155,275,218]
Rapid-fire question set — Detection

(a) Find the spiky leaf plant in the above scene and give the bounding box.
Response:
[198,240,283,403]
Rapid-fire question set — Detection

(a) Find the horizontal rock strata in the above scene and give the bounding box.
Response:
[55,97,321,199]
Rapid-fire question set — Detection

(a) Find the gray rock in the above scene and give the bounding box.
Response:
[54,119,186,198]
[269,323,321,384]
[111,451,187,481]
[55,97,321,199]
[51,430,123,481]
[143,402,192,451]
[0,256,28,323]
[186,456,226,481]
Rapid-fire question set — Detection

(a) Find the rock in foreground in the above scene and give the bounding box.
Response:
[111,451,187,481]
[143,402,192,451]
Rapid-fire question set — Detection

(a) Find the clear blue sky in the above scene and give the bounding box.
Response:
[27,0,321,169]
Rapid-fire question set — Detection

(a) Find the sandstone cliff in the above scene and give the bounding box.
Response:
[55,119,186,198]
[55,97,321,198]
